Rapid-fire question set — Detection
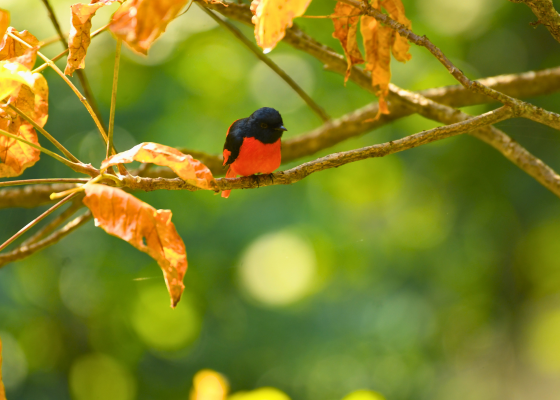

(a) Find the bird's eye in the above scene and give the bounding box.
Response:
[260,123,268,129]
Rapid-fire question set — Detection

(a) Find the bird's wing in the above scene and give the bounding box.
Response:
[223,119,245,166]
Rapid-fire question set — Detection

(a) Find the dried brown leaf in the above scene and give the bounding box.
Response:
[109,0,191,55]
[83,184,188,308]
[332,2,364,82]
[371,24,393,115]
[251,0,312,53]
[65,0,121,76]
[0,27,39,70]
[380,0,411,62]
[102,142,215,190]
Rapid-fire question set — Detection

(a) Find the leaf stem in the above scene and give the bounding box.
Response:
[107,39,122,160]
[4,102,82,163]
[0,178,89,188]
[0,192,78,252]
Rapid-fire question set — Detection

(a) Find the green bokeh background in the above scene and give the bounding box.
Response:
[2,0,560,399]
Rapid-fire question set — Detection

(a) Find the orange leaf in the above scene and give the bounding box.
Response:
[380,0,411,62]
[0,9,9,39]
[83,184,188,308]
[0,335,5,400]
[372,24,393,116]
[102,142,215,190]
[251,0,312,53]
[109,0,191,55]
[65,1,121,76]
[332,2,364,82]
[0,27,40,70]
[0,65,47,177]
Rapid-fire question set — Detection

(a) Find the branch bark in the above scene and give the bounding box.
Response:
[509,0,560,43]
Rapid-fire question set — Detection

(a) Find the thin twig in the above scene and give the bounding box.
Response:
[0,192,78,252]
[198,4,331,122]
[0,128,97,176]
[0,178,89,188]
[0,210,92,268]
[40,0,106,130]
[21,196,84,246]
[107,39,122,160]
[4,102,82,163]
[33,24,110,73]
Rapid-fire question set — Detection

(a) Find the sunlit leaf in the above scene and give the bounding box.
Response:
[0,9,9,40]
[102,142,215,190]
[190,369,228,400]
[0,335,5,400]
[0,61,47,177]
[229,387,291,400]
[332,2,363,82]
[109,0,191,55]
[82,184,188,308]
[65,0,121,76]
[0,27,39,70]
[0,60,35,100]
[251,0,312,53]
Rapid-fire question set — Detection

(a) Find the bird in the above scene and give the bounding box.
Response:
[221,107,287,198]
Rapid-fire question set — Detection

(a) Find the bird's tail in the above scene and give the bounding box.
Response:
[221,167,237,198]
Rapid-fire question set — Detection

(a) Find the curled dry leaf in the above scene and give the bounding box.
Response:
[83,184,188,308]
[102,142,215,190]
[251,0,312,53]
[0,61,47,177]
[332,2,363,82]
[0,28,39,71]
[0,335,5,400]
[109,0,191,55]
[65,0,121,76]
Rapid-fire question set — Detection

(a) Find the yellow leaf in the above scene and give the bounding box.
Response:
[251,0,312,53]
[332,2,364,82]
[0,335,5,400]
[65,1,121,76]
[190,370,229,400]
[101,142,215,190]
[0,61,35,100]
[83,184,188,308]
[109,0,191,55]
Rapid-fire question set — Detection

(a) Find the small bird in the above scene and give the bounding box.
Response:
[222,107,287,198]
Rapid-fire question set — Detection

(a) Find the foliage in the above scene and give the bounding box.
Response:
[1,0,560,399]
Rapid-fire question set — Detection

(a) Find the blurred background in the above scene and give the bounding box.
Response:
[1,0,560,399]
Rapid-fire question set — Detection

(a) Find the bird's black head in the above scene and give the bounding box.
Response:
[247,107,287,144]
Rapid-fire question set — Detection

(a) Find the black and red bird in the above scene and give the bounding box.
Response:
[221,107,287,198]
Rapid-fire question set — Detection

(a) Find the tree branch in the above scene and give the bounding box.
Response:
[0,211,92,268]
[509,0,560,43]
[198,4,330,122]
[123,106,513,192]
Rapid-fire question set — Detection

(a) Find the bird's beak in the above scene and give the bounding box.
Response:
[277,125,288,131]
